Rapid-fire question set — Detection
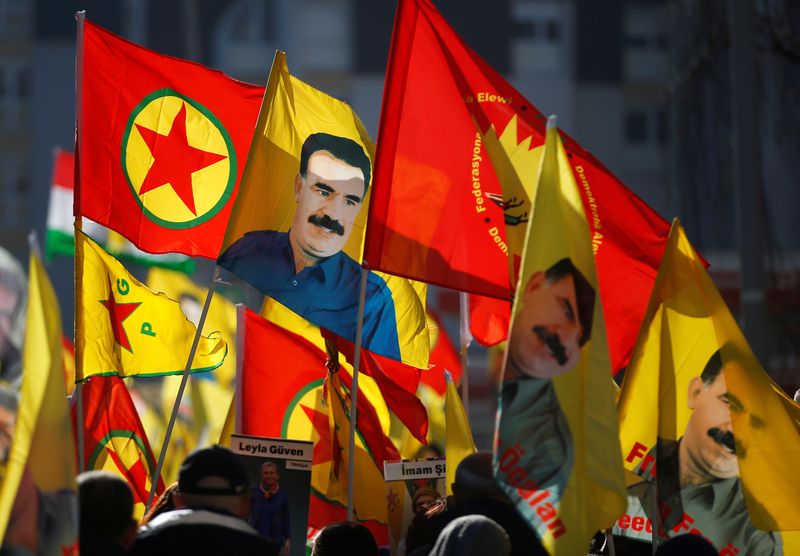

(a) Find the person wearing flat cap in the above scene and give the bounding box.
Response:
[131,446,279,555]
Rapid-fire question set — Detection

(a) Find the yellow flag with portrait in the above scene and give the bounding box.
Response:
[616,220,800,554]
[217,51,428,369]
[493,117,626,555]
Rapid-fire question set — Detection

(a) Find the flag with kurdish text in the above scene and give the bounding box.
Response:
[365,0,670,374]
[0,253,77,551]
[78,19,263,258]
[73,376,164,520]
[217,51,429,369]
[616,220,800,554]
[76,231,226,380]
[494,120,626,555]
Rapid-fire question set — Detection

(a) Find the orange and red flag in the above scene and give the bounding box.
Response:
[77,19,263,258]
[365,0,671,372]
[422,311,463,396]
[323,330,428,443]
[239,308,398,530]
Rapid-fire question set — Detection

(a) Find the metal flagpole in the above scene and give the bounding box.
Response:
[74,10,86,474]
[146,267,221,511]
[607,531,616,556]
[651,479,660,554]
[346,268,369,522]
[458,292,472,416]
[234,303,246,436]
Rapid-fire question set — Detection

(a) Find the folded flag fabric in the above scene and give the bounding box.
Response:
[76,231,226,380]
[146,267,238,389]
[322,329,428,444]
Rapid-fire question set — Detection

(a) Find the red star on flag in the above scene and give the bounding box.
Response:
[302,404,332,465]
[100,292,141,351]
[135,102,227,216]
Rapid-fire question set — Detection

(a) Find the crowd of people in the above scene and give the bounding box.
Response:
[74,447,722,556]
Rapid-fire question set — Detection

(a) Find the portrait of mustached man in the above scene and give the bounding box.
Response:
[629,348,782,554]
[219,132,404,360]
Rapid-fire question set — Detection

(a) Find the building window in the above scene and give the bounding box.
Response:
[0,59,30,131]
[546,20,560,42]
[0,0,32,41]
[624,110,648,144]
[0,155,28,228]
[511,1,568,74]
[656,108,667,145]
[213,0,277,83]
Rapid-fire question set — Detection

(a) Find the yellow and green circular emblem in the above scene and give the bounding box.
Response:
[121,89,236,229]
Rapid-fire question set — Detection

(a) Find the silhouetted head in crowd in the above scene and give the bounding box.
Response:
[311,521,378,556]
[452,451,505,505]
[176,446,251,519]
[78,471,137,553]
[140,482,178,526]
[655,534,719,556]
[429,515,510,556]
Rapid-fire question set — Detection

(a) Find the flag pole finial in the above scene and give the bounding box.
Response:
[547,115,558,130]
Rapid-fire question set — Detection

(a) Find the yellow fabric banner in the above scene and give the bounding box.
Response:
[445,372,476,497]
[0,253,76,550]
[217,51,429,369]
[76,231,227,379]
[146,267,237,389]
[494,118,626,555]
[617,220,800,554]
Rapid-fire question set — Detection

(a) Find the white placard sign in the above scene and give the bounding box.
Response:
[383,458,446,482]
[231,433,313,464]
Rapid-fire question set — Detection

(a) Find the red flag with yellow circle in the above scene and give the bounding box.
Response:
[72,375,164,520]
[78,19,264,258]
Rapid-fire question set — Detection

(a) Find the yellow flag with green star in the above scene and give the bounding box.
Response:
[76,231,227,380]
